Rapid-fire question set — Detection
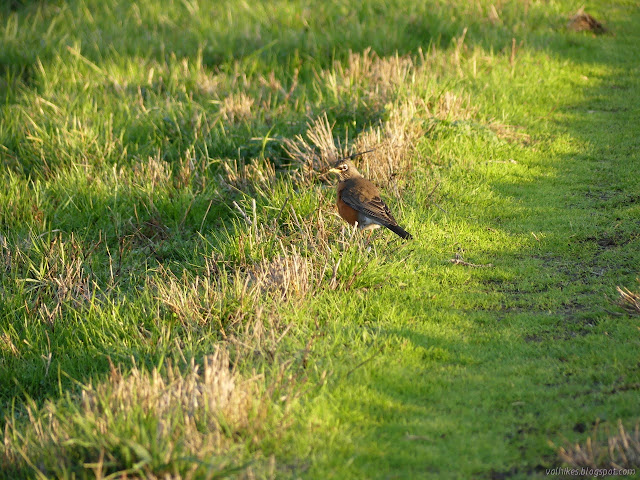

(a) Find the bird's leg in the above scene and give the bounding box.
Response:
[366,230,375,252]
[363,228,376,249]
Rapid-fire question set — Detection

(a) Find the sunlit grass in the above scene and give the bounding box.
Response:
[1,0,639,478]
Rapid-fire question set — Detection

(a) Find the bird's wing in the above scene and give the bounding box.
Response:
[341,180,399,227]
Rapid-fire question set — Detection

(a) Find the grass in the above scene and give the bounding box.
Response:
[557,420,640,471]
[1,0,639,478]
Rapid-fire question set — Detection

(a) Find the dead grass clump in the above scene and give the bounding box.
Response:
[328,48,414,105]
[283,50,419,180]
[249,245,325,301]
[616,282,640,315]
[131,154,172,190]
[488,122,532,145]
[285,50,481,185]
[152,260,260,332]
[284,99,423,189]
[0,233,10,272]
[220,92,255,123]
[2,347,282,478]
[153,215,371,326]
[567,8,608,34]
[283,112,345,181]
[195,68,222,96]
[0,331,19,357]
[278,206,388,292]
[232,196,386,297]
[256,69,300,113]
[174,146,209,191]
[219,157,277,197]
[353,99,424,187]
[557,420,640,469]
[13,233,97,325]
[434,91,475,120]
[251,252,311,298]
[84,348,256,445]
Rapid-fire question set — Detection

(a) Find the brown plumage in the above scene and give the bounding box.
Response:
[328,159,412,240]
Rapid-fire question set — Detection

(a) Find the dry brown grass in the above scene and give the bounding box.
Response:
[284,98,425,190]
[249,246,322,301]
[152,260,261,333]
[219,157,277,198]
[153,198,378,333]
[283,112,345,181]
[85,348,257,447]
[616,282,640,315]
[220,92,255,123]
[433,91,475,121]
[557,420,640,469]
[488,121,532,145]
[353,99,425,187]
[283,49,483,188]
[8,233,98,325]
[567,7,608,34]
[2,346,293,478]
[0,233,10,272]
[131,154,172,190]
[327,48,414,105]
[0,331,19,357]
[277,205,387,291]
[283,50,423,180]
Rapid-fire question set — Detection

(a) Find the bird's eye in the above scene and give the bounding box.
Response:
[340,164,348,171]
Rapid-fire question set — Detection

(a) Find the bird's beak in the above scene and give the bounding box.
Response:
[327,167,340,174]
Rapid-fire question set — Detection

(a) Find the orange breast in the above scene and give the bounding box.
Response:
[337,185,359,226]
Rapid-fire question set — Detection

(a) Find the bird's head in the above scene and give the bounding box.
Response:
[328,159,362,180]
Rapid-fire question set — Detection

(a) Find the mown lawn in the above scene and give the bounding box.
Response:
[1,1,639,479]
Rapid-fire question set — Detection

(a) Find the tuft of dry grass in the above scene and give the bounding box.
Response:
[0,331,20,357]
[152,260,261,333]
[0,233,10,272]
[557,420,640,469]
[283,50,424,180]
[131,154,172,190]
[353,99,424,187]
[219,157,277,198]
[488,121,532,145]
[276,206,388,292]
[219,92,255,123]
[2,346,292,478]
[284,48,482,189]
[616,282,640,315]
[284,98,424,191]
[327,48,414,106]
[433,91,475,121]
[249,246,321,301]
[567,7,608,34]
[283,112,344,181]
[153,200,383,333]
[8,233,98,325]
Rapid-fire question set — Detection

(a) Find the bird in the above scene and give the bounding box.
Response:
[328,156,412,240]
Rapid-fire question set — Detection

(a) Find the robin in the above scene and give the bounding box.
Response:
[328,156,412,240]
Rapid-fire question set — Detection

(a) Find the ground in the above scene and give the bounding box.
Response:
[1,1,639,479]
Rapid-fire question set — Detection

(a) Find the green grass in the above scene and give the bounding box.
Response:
[2,0,640,478]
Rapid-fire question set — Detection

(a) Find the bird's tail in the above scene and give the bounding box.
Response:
[386,224,413,240]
